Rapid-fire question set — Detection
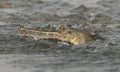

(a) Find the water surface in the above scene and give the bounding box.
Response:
[0,0,120,72]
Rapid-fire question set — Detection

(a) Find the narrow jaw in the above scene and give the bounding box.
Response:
[18,26,96,45]
[18,26,71,43]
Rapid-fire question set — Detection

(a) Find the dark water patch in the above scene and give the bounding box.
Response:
[62,14,91,25]
[72,5,89,14]
[91,13,120,24]
[91,14,112,24]
[28,0,45,4]
[60,2,71,7]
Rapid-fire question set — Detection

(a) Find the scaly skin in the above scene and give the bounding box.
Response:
[18,25,96,45]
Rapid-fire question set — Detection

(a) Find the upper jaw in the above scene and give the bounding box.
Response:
[18,26,72,42]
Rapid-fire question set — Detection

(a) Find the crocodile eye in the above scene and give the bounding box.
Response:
[60,25,66,31]
[68,31,72,34]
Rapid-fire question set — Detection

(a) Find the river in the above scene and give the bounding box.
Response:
[0,0,120,72]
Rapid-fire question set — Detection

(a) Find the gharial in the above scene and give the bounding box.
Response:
[18,25,98,45]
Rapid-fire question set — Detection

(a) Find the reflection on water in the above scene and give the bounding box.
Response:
[0,0,120,72]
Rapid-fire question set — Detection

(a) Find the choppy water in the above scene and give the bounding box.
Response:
[0,0,120,72]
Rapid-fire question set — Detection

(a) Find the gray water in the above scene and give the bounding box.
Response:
[0,0,120,72]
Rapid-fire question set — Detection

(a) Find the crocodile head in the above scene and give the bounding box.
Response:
[59,25,96,45]
[18,25,96,45]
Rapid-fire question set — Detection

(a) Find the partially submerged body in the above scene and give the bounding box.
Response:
[18,25,96,45]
